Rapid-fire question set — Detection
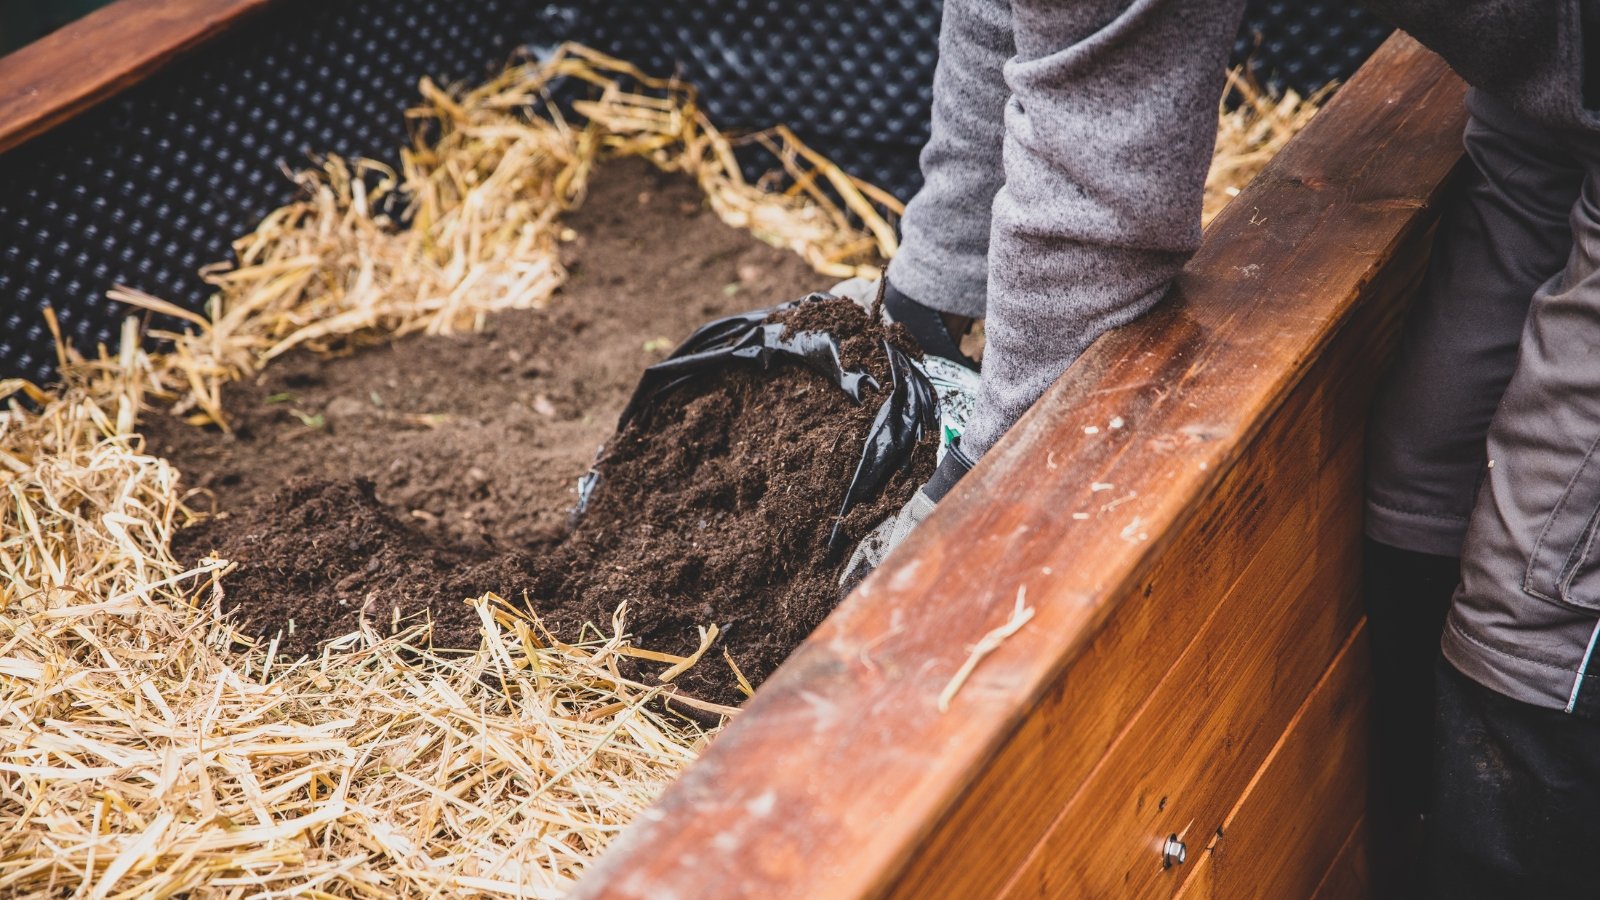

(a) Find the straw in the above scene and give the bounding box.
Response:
[1205,68,1333,226]
[2,44,1326,896]
[1,352,709,895]
[113,43,906,430]
[937,588,1035,713]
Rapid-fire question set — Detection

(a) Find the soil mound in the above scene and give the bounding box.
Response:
[150,163,934,705]
[523,298,934,703]
[173,298,932,705]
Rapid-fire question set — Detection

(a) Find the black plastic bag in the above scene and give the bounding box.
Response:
[579,293,937,551]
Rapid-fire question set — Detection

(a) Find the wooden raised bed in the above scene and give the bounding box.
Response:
[576,34,1467,899]
[0,0,275,156]
[3,8,1468,896]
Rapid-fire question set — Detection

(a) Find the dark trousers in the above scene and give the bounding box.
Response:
[1365,540,1455,897]
[1363,84,1600,900]
[1426,659,1600,900]
[1367,541,1600,899]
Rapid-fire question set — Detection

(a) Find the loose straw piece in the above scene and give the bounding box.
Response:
[938,588,1036,713]
[657,624,719,683]
[723,647,756,699]
[660,690,742,720]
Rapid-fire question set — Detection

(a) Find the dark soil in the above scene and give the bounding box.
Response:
[521,298,933,702]
[143,158,933,705]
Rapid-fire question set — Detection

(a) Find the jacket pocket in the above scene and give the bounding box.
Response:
[1527,433,1600,612]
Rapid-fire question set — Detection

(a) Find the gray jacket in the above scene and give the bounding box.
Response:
[1367,0,1598,133]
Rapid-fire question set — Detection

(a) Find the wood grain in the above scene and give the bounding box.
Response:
[993,428,1360,896]
[575,33,1468,900]
[887,249,1393,897]
[1311,816,1373,900]
[0,0,275,156]
[1173,623,1372,899]
[959,207,1431,899]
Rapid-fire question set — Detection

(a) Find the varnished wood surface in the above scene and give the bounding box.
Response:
[956,201,1432,900]
[888,258,1389,897]
[1174,623,1372,899]
[577,33,1468,900]
[1312,817,1374,900]
[0,0,275,155]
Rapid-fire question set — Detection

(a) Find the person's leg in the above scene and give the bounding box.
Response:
[884,0,1013,324]
[1426,659,1600,900]
[960,0,1246,457]
[1361,89,1583,897]
[1430,113,1600,898]
[1366,90,1582,560]
[1442,134,1600,715]
[1363,539,1458,897]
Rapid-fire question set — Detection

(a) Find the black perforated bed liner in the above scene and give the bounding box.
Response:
[0,0,1390,384]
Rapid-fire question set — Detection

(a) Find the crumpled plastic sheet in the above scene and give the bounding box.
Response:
[578,293,938,552]
[825,276,979,466]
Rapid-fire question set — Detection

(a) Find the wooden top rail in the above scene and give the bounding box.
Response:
[576,33,1468,899]
[0,0,274,156]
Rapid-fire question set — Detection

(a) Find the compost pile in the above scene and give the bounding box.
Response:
[168,295,933,706]
[528,297,934,703]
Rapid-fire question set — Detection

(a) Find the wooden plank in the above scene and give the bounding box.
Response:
[995,479,1359,897]
[0,0,275,155]
[950,214,1428,900]
[1311,816,1373,900]
[1174,622,1372,900]
[575,34,1467,900]
[884,393,1323,898]
[885,233,1409,897]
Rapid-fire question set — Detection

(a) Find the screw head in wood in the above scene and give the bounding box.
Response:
[1162,835,1187,868]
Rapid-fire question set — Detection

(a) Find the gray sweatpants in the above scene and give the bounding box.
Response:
[1367,89,1600,714]
[886,0,1245,456]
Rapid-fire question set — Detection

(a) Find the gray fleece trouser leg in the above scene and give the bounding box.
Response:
[888,0,1245,456]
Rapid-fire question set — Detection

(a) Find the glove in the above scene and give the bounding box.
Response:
[840,439,975,590]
